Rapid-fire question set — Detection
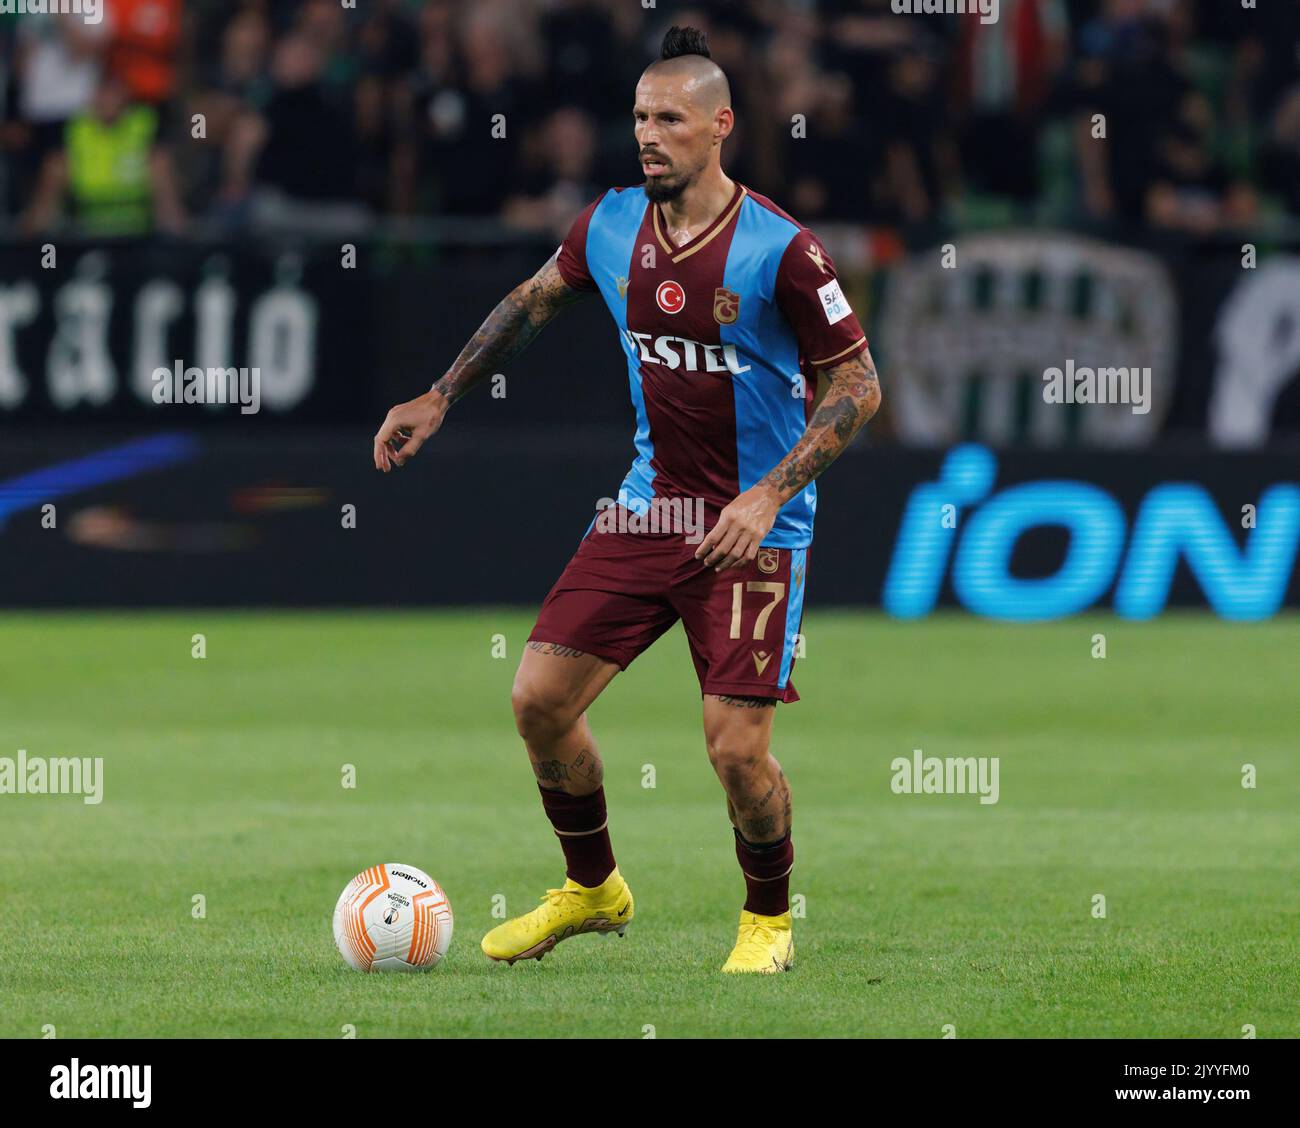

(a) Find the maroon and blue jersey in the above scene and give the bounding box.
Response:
[557,182,868,549]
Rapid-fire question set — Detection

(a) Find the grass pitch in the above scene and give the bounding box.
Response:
[0,611,1296,1039]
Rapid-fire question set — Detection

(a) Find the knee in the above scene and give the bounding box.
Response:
[706,734,763,794]
[511,674,578,744]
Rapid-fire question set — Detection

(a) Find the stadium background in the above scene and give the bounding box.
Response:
[1,0,1298,1042]
[1,0,1298,614]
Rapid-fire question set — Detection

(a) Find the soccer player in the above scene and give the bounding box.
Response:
[373,27,880,973]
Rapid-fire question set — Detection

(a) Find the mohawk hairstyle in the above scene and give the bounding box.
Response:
[660,25,710,60]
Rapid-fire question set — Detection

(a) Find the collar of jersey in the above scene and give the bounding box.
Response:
[651,182,748,265]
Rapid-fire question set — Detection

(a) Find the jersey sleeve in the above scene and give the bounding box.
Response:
[554,192,606,293]
[774,230,868,369]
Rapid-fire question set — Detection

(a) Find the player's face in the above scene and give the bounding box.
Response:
[634,75,716,203]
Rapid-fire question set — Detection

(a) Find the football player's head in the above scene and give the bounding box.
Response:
[635,27,734,204]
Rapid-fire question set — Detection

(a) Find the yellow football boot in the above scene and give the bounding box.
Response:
[721,909,794,973]
[481,868,634,964]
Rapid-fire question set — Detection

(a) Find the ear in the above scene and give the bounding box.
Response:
[714,106,734,144]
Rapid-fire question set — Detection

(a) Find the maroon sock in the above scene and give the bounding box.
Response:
[538,784,617,888]
[734,829,794,916]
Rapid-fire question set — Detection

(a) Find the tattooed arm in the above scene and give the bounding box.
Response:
[694,348,881,570]
[373,251,587,471]
[762,351,882,503]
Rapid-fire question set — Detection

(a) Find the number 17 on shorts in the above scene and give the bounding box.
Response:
[686,545,808,703]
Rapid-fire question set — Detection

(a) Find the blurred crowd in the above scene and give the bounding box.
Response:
[1,0,1298,238]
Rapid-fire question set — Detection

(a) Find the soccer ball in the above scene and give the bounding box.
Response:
[332,863,453,972]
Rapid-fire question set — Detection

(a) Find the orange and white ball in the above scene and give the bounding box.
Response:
[333,864,453,972]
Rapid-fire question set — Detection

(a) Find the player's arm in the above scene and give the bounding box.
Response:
[697,228,881,571]
[695,349,881,570]
[372,251,587,472]
[762,350,881,501]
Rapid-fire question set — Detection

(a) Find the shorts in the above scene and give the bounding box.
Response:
[529,509,809,702]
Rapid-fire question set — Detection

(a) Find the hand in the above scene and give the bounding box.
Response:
[694,484,782,572]
[373,389,449,472]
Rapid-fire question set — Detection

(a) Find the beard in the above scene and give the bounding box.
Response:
[642,174,691,205]
[643,166,693,203]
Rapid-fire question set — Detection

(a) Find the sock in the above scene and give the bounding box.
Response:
[538,784,616,888]
[734,829,794,916]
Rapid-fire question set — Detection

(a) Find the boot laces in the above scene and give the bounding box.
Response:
[536,885,585,921]
[735,918,779,957]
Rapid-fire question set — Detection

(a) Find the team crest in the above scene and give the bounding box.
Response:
[757,547,780,575]
[713,287,740,325]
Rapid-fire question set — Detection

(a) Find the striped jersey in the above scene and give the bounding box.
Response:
[557,182,868,548]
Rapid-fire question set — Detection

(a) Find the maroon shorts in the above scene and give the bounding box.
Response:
[529,512,809,702]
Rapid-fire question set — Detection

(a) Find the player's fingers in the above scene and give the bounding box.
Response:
[374,414,399,448]
[390,430,428,466]
[698,529,730,566]
[716,535,751,572]
[702,525,741,568]
[373,429,396,472]
[694,520,726,561]
[720,537,757,571]
[709,536,737,570]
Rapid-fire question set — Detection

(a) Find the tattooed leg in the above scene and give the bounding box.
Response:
[514,642,624,886]
[703,694,792,843]
[714,694,778,710]
[512,642,619,797]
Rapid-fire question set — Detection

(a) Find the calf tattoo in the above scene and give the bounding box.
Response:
[531,747,602,788]
[739,769,791,842]
[532,759,570,784]
[570,747,602,785]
